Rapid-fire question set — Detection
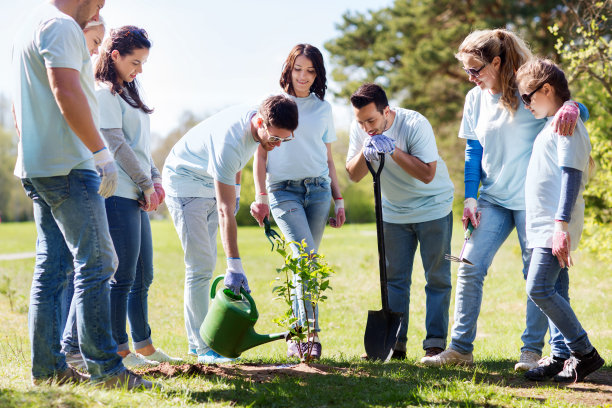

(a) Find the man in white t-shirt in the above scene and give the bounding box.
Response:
[11,0,155,389]
[346,83,455,360]
[163,95,298,363]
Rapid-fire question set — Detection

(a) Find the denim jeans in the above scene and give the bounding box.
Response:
[269,177,332,333]
[166,195,218,354]
[449,198,568,355]
[22,170,124,381]
[383,212,453,351]
[105,196,154,351]
[527,248,592,356]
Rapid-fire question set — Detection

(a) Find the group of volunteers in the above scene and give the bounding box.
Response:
[11,0,603,390]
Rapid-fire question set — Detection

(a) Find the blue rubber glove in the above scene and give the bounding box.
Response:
[363,134,395,162]
[225,258,250,295]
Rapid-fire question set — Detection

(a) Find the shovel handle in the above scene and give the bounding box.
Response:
[365,154,392,311]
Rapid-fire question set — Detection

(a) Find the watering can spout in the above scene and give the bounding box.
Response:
[241,329,291,351]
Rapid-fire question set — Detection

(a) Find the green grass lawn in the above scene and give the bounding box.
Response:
[0,219,610,407]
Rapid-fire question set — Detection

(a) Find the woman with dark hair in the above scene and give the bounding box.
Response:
[250,44,346,360]
[67,25,179,369]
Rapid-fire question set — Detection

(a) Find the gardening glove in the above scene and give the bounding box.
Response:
[363,134,395,162]
[225,258,251,295]
[553,101,579,136]
[153,177,165,203]
[329,197,345,228]
[140,186,160,212]
[463,197,481,230]
[552,221,573,268]
[234,184,241,216]
[93,147,118,198]
[250,193,269,227]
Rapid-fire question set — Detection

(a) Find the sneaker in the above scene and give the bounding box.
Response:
[140,348,183,364]
[100,369,159,390]
[554,348,605,383]
[32,366,90,386]
[65,352,87,371]
[300,341,322,360]
[122,352,160,369]
[421,348,473,366]
[391,349,406,360]
[197,350,234,364]
[287,341,303,358]
[524,356,566,381]
[424,347,444,358]
[188,348,197,357]
[515,350,542,371]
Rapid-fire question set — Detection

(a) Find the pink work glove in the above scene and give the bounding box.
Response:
[553,101,579,136]
[140,187,160,212]
[153,178,165,204]
[329,198,346,228]
[462,197,481,230]
[250,193,270,227]
[552,221,573,268]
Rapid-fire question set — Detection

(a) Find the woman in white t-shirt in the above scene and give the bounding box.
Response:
[250,44,346,360]
[517,58,603,382]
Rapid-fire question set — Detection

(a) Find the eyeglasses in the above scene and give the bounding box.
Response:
[520,83,545,106]
[463,62,487,78]
[263,123,294,143]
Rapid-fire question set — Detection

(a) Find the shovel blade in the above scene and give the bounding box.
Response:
[364,309,403,362]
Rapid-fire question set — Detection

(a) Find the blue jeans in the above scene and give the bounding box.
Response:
[106,196,154,351]
[22,170,124,381]
[450,198,568,355]
[166,195,218,354]
[269,177,332,333]
[527,248,591,356]
[383,212,453,351]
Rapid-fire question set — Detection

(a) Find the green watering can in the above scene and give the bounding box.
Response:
[200,275,289,358]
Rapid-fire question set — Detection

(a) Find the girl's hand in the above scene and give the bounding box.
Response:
[329,198,345,228]
[552,221,573,268]
[249,193,269,227]
[463,197,481,229]
[141,187,160,212]
[553,102,579,136]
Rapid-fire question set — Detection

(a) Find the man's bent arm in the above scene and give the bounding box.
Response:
[390,147,436,184]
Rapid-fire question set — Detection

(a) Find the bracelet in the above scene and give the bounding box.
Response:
[93,146,107,154]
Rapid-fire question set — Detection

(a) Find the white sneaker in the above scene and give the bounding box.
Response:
[140,348,183,364]
[421,348,473,367]
[122,352,160,369]
[514,350,541,371]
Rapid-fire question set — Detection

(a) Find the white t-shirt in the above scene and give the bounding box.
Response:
[12,3,97,178]
[162,105,258,197]
[347,107,454,224]
[525,117,591,250]
[266,93,336,185]
[459,87,546,210]
[97,84,152,200]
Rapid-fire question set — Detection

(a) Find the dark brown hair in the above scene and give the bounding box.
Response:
[350,83,389,112]
[259,95,298,131]
[279,44,327,100]
[95,26,153,114]
[516,58,571,103]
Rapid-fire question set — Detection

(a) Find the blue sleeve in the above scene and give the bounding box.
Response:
[464,138,483,199]
[555,167,582,222]
[577,102,589,122]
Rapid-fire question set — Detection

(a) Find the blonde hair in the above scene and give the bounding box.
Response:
[456,29,532,113]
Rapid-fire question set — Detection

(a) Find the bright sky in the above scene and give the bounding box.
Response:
[0,0,393,139]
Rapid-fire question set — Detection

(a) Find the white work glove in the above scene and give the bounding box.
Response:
[234,184,241,216]
[250,193,270,227]
[462,197,481,230]
[93,147,118,198]
[552,221,573,268]
[329,197,346,228]
[224,258,250,295]
[363,134,395,162]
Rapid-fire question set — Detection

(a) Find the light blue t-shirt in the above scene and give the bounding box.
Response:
[97,84,152,200]
[347,107,454,224]
[163,105,258,197]
[459,87,546,210]
[525,118,591,250]
[266,93,336,185]
[12,3,97,178]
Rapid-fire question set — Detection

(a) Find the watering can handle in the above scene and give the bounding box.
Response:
[210,275,259,321]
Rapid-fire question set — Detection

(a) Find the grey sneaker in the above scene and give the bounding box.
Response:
[515,350,541,371]
[100,370,159,390]
[32,366,90,386]
[122,352,160,369]
[301,341,322,360]
[287,341,302,358]
[421,348,473,366]
[64,352,88,371]
[139,348,183,364]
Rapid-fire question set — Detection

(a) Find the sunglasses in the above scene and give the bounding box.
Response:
[520,83,545,106]
[463,62,487,78]
[264,123,294,143]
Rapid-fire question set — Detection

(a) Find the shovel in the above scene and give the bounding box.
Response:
[363,154,403,362]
